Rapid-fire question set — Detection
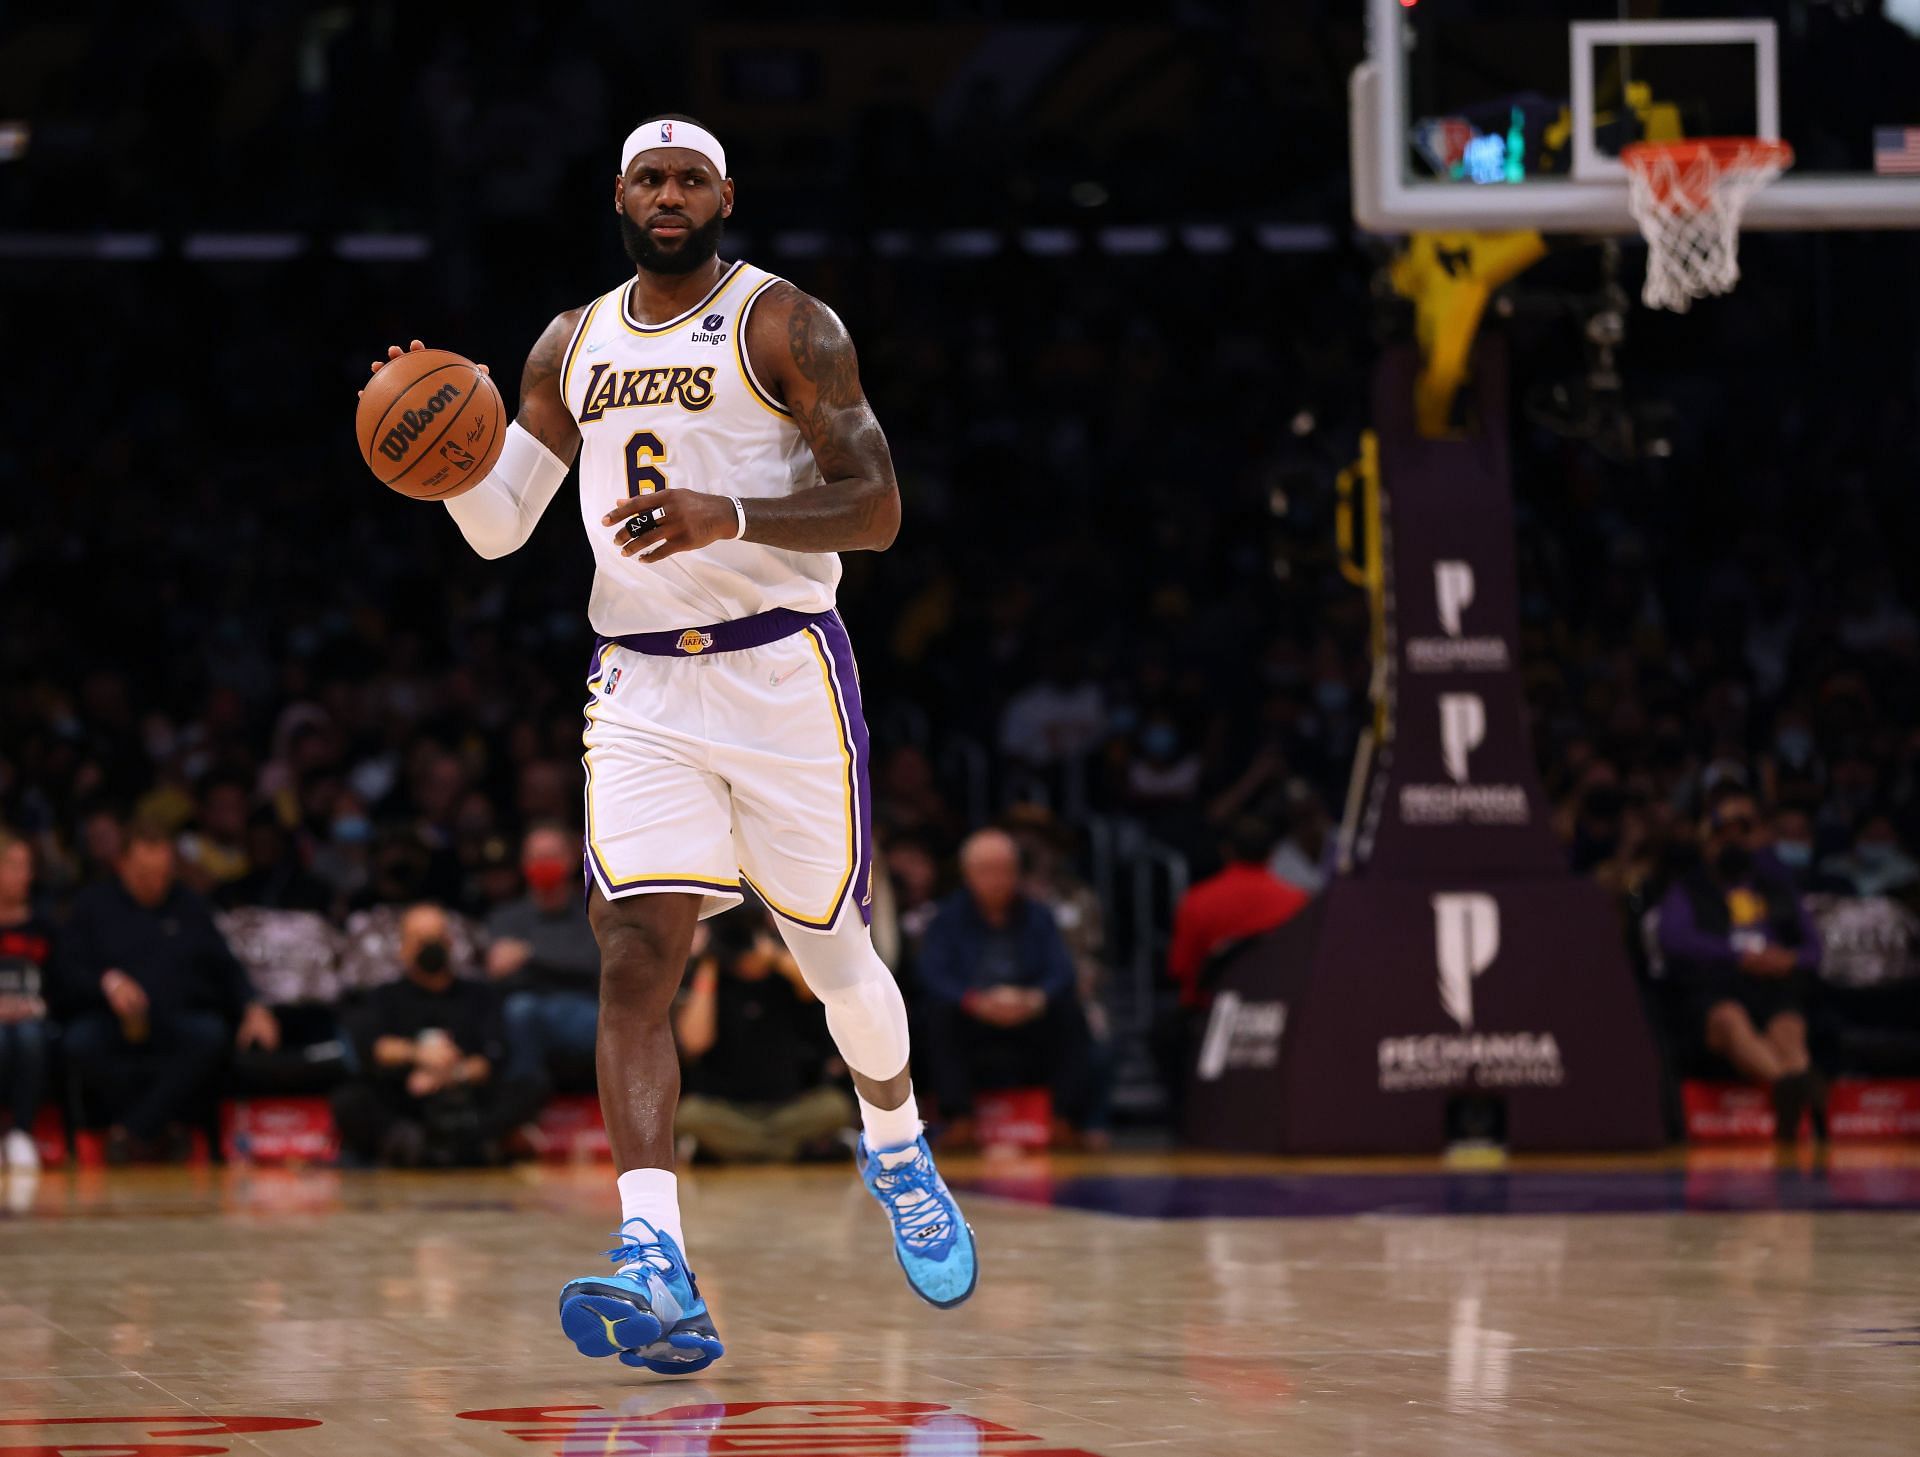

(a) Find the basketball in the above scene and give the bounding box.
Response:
[354,347,505,500]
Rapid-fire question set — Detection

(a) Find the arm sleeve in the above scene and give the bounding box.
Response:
[1656,884,1738,975]
[443,422,570,559]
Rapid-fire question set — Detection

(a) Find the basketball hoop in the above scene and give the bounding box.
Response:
[1621,138,1793,312]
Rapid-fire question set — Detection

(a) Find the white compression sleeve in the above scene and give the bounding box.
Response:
[442,421,569,559]
[777,916,912,1082]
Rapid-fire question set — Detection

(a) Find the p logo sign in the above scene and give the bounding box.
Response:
[1435,560,1475,637]
[1439,693,1486,784]
[1433,892,1500,1030]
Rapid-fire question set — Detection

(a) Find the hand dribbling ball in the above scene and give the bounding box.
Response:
[355,348,505,499]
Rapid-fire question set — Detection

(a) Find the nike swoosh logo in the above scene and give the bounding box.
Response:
[584,339,609,353]
[769,664,808,688]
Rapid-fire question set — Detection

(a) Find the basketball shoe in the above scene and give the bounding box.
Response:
[856,1134,978,1308]
[559,1219,725,1374]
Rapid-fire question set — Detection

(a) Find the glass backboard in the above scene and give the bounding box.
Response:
[1354,0,1920,233]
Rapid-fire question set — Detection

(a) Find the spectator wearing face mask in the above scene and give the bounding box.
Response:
[331,903,540,1166]
[485,824,599,1093]
[1767,806,1850,895]
[1658,786,1825,1140]
[1819,812,1920,901]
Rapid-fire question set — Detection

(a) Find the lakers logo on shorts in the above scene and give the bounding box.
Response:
[677,630,715,655]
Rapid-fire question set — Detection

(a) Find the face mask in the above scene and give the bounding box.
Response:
[524,857,573,894]
[414,941,451,975]
[331,816,372,845]
[1773,840,1812,869]
[1715,844,1754,880]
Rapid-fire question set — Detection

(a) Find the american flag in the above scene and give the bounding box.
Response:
[1872,126,1920,176]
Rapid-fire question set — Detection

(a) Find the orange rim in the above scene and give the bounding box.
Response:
[1621,138,1795,211]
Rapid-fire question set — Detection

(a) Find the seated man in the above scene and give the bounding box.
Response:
[914,829,1092,1147]
[485,825,600,1093]
[331,903,540,1167]
[54,819,279,1163]
[1659,787,1824,1140]
[672,908,853,1163]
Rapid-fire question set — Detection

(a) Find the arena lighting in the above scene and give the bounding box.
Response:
[0,223,1341,262]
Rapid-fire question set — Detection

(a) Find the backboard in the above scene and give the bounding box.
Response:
[1353,0,1920,233]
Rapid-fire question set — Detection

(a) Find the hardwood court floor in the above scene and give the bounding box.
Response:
[2,1149,1918,1456]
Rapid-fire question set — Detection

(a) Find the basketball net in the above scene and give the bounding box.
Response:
[1621,139,1792,313]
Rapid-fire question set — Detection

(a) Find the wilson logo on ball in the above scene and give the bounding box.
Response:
[378,383,463,461]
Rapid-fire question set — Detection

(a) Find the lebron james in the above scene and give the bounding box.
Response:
[365,113,975,1375]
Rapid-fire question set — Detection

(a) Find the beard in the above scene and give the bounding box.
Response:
[618,208,725,276]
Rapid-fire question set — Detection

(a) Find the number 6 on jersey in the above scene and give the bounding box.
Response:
[624,430,667,496]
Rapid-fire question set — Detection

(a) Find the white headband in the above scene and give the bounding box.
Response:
[620,119,727,180]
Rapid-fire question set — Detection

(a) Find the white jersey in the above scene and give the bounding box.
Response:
[559,259,837,634]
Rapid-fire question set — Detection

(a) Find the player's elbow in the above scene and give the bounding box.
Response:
[443,502,523,559]
[868,484,902,552]
[468,535,522,561]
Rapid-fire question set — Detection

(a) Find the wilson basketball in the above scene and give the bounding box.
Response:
[355,348,505,500]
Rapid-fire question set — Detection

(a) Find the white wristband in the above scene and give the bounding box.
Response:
[728,495,748,540]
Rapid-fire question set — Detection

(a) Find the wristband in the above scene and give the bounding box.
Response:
[727,495,748,540]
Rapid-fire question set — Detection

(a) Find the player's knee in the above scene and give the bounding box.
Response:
[820,977,911,1082]
[593,914,689,1019]
[1703,1000,1749,1050]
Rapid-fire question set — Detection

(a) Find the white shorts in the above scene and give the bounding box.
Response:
[580,609,874,935]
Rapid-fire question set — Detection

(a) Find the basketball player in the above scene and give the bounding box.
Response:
[365,115,975,1373]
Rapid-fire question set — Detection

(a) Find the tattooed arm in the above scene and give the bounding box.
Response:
[514,307,587,463]
[744,284,900,552]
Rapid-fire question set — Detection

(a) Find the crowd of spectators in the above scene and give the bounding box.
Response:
[3,9,1919,1164]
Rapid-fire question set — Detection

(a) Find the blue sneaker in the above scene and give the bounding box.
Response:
[558,1219,724,1374]
[856,1134,978,1309]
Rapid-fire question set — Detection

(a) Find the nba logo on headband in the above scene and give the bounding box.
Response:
[620,119,727,180]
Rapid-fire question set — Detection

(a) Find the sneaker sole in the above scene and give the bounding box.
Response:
[559,1292,664,1358]
[620,1327,727,1375]
[894,1223,980,1310]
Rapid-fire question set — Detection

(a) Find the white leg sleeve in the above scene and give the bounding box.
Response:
[443,421,570,559]
[777,916,911,1081]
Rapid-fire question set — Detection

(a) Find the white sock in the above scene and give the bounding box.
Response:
[616,1167,686,1264]
[859,1085,923,1164]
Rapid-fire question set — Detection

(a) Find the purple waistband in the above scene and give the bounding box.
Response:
[599,607,831,658]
